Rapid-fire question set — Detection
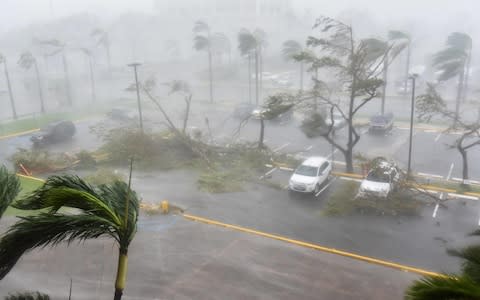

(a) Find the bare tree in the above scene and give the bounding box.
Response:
[164,80,193,133]
[416,83,480,183]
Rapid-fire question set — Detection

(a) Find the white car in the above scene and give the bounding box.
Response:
[357,161,400,198]
[289,157,332,194]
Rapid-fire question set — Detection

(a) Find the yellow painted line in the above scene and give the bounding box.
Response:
[0,128,40,140]
[465,192,480,197]
[416,184,455,194]
[16,173,45,183]
[183,213,442,277]
[333,171,364,179]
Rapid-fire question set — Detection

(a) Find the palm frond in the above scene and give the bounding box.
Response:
[0,213,117,279]
[359,38,388,63]
[405,275,480,300]
[193,21,209,34]
[0,165,20,218]
[14,175,122,226]
[18,52,35,70]
[237,29,257,56]
[388,30,410,41]
[390,42,408,61]
[435,60,464,81]
[448,245,480,283]
[193,35,210,51]
[447,32,472,51]
[282,40,302,61]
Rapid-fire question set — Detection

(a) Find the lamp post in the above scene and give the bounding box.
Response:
[407,74,418,178]
[128,62,143,133]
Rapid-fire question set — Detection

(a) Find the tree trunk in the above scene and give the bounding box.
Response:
[381,58,388,115]
[113,249,128,300]
[454,65,465,127]
[460,149,468,183]
[259,48,263,102]
[33,61,45,113]
[314,68,319,112]
[255,49,259,105]
[258,118,265,149]
[345,148,354,173]
[88,56,96,104]
[404,44,411,96]
[3,60,17,119]
[208,49,213,103]
[300,61,304,92]
[248,54,252,104]
[183,95,192,133]
[62,51,73,106]
[106,43,112,74]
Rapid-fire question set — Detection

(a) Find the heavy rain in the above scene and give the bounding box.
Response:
[0,0,479,299]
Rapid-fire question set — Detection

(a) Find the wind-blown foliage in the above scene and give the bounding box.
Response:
[406,231,480,299]
[0,165,20,219]
[0,175,139,300]
[300,16,384,172]
[282,40,308,91]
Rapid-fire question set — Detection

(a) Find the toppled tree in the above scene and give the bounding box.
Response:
[164,80,192,133]
[299,16,385,172]
[416,83,480,183]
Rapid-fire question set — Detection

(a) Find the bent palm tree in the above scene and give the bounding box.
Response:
[0,175,140,300]
[388,30,411,96]
[433,32,472,125]
[406,230,480,299]
[18,52,46,113]
[193,21,214,103]
[91,28,112,73]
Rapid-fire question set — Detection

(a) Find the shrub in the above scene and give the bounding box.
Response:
[5,292,50,300]
[84,168,125,185]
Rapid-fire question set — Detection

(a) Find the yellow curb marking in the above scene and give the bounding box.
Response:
[16,173,46,183]
[0,128,40,140]
[183,213,443,278]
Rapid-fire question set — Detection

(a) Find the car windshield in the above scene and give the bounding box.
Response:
[366,171,391,183]
[295,165,318,177]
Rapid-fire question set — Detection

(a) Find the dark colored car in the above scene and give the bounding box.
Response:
[368,113,394,134]
[233,103,256,120]
[31,120,76,147]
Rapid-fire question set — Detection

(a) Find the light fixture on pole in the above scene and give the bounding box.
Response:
[127,62,144,133]
[407,73,418,178]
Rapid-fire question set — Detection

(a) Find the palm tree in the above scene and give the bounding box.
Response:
[433,32,472,124]
[193,21,214,103]
[388,30,412,96]
[406,230,480,299]
[34,39,73,106]
[18,52,46,113]
[378,32,410,115]
[0,174,140,300]
[0,54,18,119]
[282,40,307,91]
[91,28,111,73]
[76,48,96,104]
[238,29,267,105]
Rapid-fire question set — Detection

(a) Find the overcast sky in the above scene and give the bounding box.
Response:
[0,0,477,34]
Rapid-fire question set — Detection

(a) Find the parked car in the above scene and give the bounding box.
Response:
[357,158,400,198]
[107,108,136,122]
[288,156,332,194]
[368,112,394,134]
[31,120,76,147]
[325,112,347,131]
[233,103,256,120]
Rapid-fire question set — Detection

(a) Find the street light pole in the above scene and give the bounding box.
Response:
[407,74,417,178]
[128,63,144,133]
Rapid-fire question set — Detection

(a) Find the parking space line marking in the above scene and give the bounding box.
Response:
[273,143,290,153]
[434,133,442,142]
[447,193,478,201]
[327,149,339,160]
[360,128,368,135]
[305,145,313,151]
[447,163,454,180]
[316,177,337,197]
[417,172,444,179]
[260,167,278,180]
[424,129,437,133]
[432,204,439,218]
[183,213,443,277]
